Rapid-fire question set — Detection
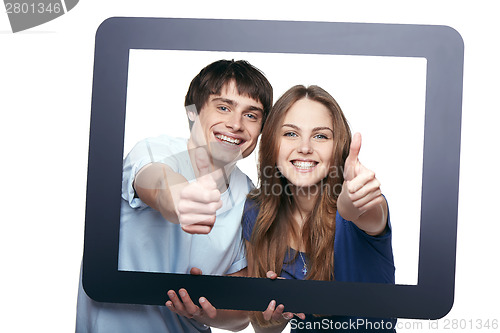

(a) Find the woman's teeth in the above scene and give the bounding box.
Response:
[292,161,316,169]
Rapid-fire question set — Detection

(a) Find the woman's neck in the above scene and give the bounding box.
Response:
[289,186,318,251]
[292,185,319,220]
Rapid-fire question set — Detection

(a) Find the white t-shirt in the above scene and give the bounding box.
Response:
[76,135,251,332]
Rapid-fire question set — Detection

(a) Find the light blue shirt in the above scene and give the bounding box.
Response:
[76,135,251,332]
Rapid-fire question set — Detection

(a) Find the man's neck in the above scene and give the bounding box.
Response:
[186,140,231,193]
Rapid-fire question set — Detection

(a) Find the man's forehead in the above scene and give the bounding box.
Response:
[208,84,263,110]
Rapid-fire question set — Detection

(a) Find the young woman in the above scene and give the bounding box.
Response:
[242,85,396,332]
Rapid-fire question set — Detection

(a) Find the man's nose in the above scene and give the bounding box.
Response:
[226,112,242,131]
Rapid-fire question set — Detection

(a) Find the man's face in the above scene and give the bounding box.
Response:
[187,80,264,167]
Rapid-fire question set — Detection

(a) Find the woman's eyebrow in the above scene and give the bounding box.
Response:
[313,126,334,133]
[282,124,333,133]
[282,123,300,130]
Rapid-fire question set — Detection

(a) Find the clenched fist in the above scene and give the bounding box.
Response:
[177,147,224,234]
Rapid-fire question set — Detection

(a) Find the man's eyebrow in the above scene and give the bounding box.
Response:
[247,105,264,113]
[211,97,264,112]
[282,123,334,133]
[211,97,236,106]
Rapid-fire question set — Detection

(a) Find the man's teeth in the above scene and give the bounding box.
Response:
[292,161,316,169]
[216,134,241,145]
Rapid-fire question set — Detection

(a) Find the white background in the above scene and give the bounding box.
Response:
[126,50,425,286]
[1,1,498,332]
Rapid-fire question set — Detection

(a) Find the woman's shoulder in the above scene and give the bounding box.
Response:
[242,197,261,225]
[243,196,260,213]
[241,197,261,241]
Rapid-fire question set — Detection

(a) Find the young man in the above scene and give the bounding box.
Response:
[76,60,273,332]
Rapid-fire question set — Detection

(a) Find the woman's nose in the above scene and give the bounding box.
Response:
[297,138,313,154]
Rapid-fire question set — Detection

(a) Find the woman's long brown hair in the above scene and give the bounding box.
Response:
[247,85,351,326]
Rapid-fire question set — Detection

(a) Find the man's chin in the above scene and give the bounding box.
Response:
[210,151,241,167]
[209,143,243,165]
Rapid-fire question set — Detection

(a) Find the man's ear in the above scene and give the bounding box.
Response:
[185,104,198,122]
[187,111,197,122]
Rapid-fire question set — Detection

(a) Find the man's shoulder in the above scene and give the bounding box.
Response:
[141,135,188,152]
[124,135,189,167]
[228,166,251,182]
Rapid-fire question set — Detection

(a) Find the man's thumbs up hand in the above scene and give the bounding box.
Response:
[177,147,224,234]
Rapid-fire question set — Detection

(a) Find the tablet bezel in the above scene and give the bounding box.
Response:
[83,17,463,319]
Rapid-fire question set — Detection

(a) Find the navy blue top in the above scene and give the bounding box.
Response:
[242,198,397,332]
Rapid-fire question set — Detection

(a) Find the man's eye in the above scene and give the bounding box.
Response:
[245,113,258,120]
[218,106,229,112]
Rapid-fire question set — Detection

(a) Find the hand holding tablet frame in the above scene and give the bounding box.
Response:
[83,17,463,319]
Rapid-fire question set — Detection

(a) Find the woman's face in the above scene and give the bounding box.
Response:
[276,98,335,190]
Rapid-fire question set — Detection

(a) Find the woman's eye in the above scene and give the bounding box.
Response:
[284,132,297,137]
[314,134,328,139]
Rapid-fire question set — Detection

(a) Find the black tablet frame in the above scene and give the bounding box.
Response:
[83,17,463,319]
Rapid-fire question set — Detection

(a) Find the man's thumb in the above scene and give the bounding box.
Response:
[194,146,225,187]
[194,147,211,176]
